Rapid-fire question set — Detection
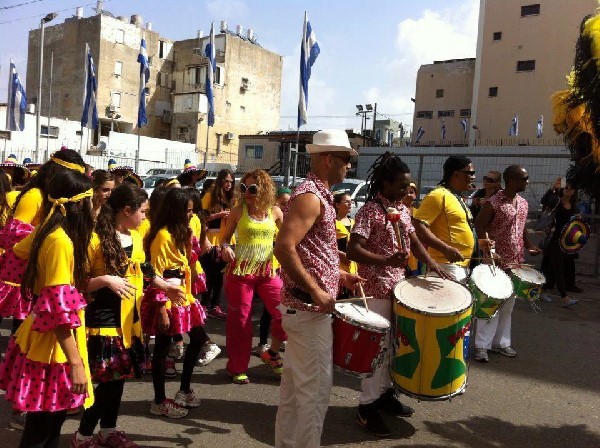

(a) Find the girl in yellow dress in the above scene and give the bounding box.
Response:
[334,192,357,275]
[0,169,94,447]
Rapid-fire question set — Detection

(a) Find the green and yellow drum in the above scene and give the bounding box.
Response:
[468,264,513,320]
[509,266,545,301]
[392,277,473,401]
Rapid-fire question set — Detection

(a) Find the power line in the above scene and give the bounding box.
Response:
[0,1,111,25]
[0,0,46,11]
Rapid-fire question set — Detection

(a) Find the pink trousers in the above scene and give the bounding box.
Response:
[225,273,287,374]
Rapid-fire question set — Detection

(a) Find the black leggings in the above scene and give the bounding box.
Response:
[11,318,23,335]
[200,252,226,309]
[259,305,272,346]
[78,379,125,436]
[152,326,208,404]
[19,410,67,448]
[546,240,567,298]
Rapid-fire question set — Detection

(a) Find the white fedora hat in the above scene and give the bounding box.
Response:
[306,129,358,155]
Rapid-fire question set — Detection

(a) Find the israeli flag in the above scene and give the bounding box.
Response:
[460,118,468,138]
[537,115,543,138]
[388,130,394,146]
[137,38,150,128]
[205,23,216,127]
[81,43,99,129]
[508,115,519,136]
[6,60,27,131]
[298,11,320,128]
[441,120,446,140]
[415,126,425,144]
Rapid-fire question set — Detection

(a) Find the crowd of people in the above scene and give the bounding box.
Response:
[0,136,585,447]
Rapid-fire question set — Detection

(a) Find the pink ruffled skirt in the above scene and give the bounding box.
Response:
[141,300,205,336]
[0,250,31,320]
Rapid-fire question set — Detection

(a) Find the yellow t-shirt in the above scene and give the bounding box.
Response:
[13,187,44,226]
[189,214,201,240]
[413,187,474,267]
[201,191,235,245]
[335,218,357,274]
[136,218,150,242]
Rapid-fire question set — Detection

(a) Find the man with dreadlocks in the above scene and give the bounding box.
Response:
[347,152,448,437]
[413,156,484,283]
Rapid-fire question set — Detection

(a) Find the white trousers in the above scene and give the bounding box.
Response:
[359,298,394,405]
[475,296,515,349]
[275,307,333,448]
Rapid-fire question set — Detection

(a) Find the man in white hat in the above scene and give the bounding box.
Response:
[274,129,363,448]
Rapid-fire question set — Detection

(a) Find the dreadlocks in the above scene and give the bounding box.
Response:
[366,152,410,201]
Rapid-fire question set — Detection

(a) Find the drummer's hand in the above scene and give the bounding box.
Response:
[478,238,494,254]
[442,245,464,263]
[427,262,452,280]
[528,247,542,256]
[311,289,335,314]
[340,271,366,295]
[386,251,409,267]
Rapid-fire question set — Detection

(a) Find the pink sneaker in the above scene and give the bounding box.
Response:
[70,433,99,448]
[97,430,139,448]
[208,305,227,320]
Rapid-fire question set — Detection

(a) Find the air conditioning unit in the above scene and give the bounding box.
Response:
[162,110,172,123]
[109,104,118,112]
[226,132,235,140]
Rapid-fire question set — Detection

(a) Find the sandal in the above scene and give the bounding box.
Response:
[232,373,250,384]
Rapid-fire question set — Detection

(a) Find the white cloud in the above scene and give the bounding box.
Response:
[205,0,248,20]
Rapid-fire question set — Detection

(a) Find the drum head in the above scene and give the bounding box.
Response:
[511,266,545,284]
[334,303,390,330]
[470,265,513,300]
[394,277,472,316]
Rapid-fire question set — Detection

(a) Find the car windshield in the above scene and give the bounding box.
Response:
[331,182,359,194]
[143,176,161,188]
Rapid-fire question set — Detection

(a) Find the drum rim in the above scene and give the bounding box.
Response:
[469,265,514,300]
[509,265,546,285]
[393,382,467,401]
[394,277,473,316]
[333,304,390,333]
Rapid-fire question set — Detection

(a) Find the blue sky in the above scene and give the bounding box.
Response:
[0,0,479,132]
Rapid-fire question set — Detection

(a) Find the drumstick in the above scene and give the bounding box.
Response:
[358,283,369,312]
[336,296,374,303]
[386,207,407,252]
[485,232,497,275]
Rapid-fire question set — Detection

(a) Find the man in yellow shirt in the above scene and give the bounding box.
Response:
[413,156,479,282]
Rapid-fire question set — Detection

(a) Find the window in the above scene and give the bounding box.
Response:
[488,87,498,97]
[157,72,170,88]
[436,89,444,98]
[40,125,59,138]
[158,40,172,59]
[493,31,502,41]
[460,109,471,117]
[215,66,223,85]
[245,145,264,159]
[116,29,124,44]
[416,110,433,119]
[521,4,540,17]
[438,110,455,118]
[516,60,536,72]
[114,61,122,77]
[189,66,204,87]
[111,92,122,107]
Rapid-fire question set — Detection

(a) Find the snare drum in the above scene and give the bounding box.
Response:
[392,277,473,400]
[332,303,390,376]
[468,265,513,320]
[509,266,545,301]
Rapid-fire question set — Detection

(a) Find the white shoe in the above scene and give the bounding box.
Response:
[165,356,177,377]
[169,342,185,360]
[254,343,270,357]
[149,399,188,418]
[474,348,489,363]
[541,294,552,303]
[197,343,221,366]
[174,389,201,408]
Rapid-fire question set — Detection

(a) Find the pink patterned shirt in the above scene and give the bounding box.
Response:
[280,172,340,312]
[487,190,529,269]
[352,194,414,300]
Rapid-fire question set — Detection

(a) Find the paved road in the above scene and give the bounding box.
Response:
[0,279,598,447]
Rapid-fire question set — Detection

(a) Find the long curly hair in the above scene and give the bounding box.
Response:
[145,188,192,258]
[240,169,275,214]
[92,169,115,208]
[21,170,93,297]
[0,171,12,228]
[96,183,148,276]
[208,169,235,212]
[365,152,410,201]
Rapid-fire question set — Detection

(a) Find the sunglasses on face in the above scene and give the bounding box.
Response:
[240,183,259,195]
[327,153,353,164]
[483,176,500,183]
[459,170,476,176]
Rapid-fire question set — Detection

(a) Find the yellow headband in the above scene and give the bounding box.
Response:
[41,188,93,228]
[165,178,180,187]
[50,156,85,174]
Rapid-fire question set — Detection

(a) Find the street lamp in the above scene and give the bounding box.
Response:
[36,12,58,162]
[356,103,377,146]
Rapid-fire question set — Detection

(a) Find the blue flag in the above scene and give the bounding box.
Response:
[537,115,543,138]
[460,118,468,138]
[81,43,99,129]
[137,38,150,128]
[441,120,446,140]
[205,23,216,127]
[298,11,320,128]
[6,60,26,131]
[415,126,425,144]
[508,115,518,136]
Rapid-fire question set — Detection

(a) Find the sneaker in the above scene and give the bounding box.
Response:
[97,430,138,448]
[356,403,390,437]
[70,432,99,448]
[541,294,553,303]
[149,399,188,419]
[9,412,26,430]
[260,350,283,375]
[374,389,414,417]
[280,341,286,352]
[208,306,227,320]
[561,298,578,308]
[168,342,185,360]
[197,343,221,366]
[174,389,201,408]
[231,372,250,384]
[165,356,177,377]
[254,343,270,357]
[475,348,489,363]
[491,346,517,357]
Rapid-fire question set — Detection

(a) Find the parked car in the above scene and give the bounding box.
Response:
[271,175,305,189]
[418,186,436,204]
[330,179,367,218]
[143,174,176,195]
[142,168,182,180]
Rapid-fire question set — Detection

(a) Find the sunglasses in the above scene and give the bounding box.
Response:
[483,176,500,182]
[240,183,259,195]
[459,170,476,176]
[326,153,353,164]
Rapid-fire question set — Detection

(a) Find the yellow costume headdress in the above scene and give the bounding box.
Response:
[41,189,93,227]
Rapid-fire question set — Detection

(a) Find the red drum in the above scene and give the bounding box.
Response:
[332,303,390,376]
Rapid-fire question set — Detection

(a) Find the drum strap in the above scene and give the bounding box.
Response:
[441,187,480,269]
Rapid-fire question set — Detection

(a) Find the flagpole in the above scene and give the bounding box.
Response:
[79,125,83,153]
[45,50,53,162]
[203,119,209,168]
[136,128,140,173]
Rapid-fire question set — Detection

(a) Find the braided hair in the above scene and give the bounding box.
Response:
[366,152,410,202]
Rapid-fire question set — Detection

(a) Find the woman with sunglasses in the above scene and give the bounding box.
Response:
[200,169,236,320]
[220,169,286,384]
[334,192,357,278]
[469,170,502,218]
